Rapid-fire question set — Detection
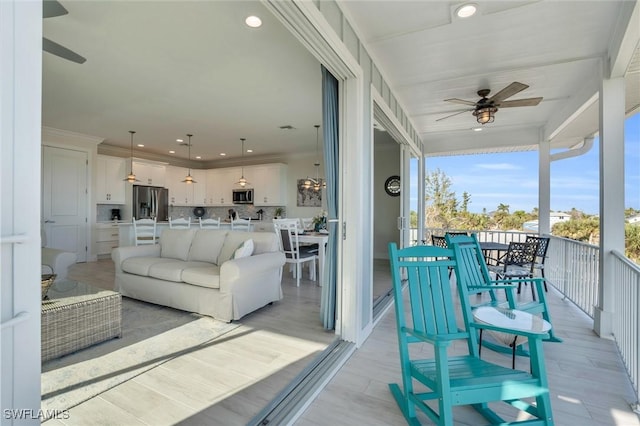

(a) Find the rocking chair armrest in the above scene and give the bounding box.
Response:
[469,322,550,340]
[471,283,517,290]
[403,327,469,344]
[491,277,544,285]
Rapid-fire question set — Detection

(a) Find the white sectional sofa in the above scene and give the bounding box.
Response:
[111,229,286,322]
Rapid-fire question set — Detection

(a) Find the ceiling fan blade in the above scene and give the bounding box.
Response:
[43,0,68,19]
[489,82,529,103]
[43,37,86,64]
[435,109,474,122]
[498,97,543,108]
[444,98,477,106]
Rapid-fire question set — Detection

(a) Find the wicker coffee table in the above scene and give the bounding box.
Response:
[42,280,122,362]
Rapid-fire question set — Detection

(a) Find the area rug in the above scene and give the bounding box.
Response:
[41,298,239,414]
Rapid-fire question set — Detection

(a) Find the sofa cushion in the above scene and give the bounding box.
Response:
[121,257,167,276]
[182,266,221,289]
[147,260,211,282]
[188,229,227,264]
[218,231,278,264]
[232,238,254,259]
[160,229,197,260]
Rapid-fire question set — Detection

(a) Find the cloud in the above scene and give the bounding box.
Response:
[475,163,522,171]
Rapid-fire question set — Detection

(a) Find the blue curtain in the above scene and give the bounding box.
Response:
[320,66,339,330]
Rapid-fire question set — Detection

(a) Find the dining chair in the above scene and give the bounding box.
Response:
[231,218,251,231]
[488,240,538,300]
[199,217,221,229]
[446,233,562,367]
[133,217,158,246]
[388,242,554,425]
[169,217,191,229]
[273,221,317,287]
[525,235,551,292]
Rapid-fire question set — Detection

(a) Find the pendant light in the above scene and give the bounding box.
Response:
[304,125,324,191]
[181,134,196,184]
[236,138,250,187]
[123,130,140,183]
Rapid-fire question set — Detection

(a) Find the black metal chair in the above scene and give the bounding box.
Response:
[488,240,539,300]
[526,236,551,292]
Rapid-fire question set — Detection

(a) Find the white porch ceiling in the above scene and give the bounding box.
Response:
[42,1,640,163]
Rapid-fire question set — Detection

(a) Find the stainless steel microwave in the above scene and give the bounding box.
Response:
[232,188,254,204]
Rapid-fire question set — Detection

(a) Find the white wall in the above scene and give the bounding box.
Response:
[373,131,401,259]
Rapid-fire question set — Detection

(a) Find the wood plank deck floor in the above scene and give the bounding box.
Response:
[45,259,639,425]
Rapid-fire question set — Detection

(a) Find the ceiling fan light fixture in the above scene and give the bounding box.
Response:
[473,106,497,124]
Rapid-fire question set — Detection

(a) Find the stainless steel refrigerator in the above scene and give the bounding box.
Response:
[132,185,169,221]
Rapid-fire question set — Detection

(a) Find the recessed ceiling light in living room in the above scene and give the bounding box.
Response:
[245,15,262,28]
[456,3,477,18]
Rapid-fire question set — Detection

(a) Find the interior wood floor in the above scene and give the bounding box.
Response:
[45,259,337,425]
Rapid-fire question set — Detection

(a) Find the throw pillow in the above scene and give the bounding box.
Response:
[232,239,254,259]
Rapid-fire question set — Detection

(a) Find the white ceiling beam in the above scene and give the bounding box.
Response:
[607,0,640,78]
[543,71,600,142]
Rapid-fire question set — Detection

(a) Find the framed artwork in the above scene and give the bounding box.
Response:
[297,179,322,207]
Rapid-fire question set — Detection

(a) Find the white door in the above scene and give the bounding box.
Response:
[42,146,88,261]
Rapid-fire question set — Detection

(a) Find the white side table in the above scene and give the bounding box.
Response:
[473,306,551,368]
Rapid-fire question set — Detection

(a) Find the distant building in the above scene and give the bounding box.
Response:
[628,215,640,225]
[523,211,571,233]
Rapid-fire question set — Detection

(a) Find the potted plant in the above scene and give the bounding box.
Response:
[274,207,284,219]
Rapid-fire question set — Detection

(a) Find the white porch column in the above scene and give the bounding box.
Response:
[538,138,551,235]
[595,76,626,338]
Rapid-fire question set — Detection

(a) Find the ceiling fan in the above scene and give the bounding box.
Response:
[437,82,542,124]
[43,0,86,64]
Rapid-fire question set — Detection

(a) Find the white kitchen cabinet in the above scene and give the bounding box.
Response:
[133,161,166,187]
[96,155,126,204]
[248,163,288,206]
[191,169,208,206]
[206,167,238,206]
[95,223,119,256]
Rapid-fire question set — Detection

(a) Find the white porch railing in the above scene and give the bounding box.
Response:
[611,250,640,411]
[545,236,600,318]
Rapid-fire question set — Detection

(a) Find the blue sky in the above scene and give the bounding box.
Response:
[420,112,639,215]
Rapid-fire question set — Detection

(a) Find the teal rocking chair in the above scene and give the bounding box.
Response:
[445,234,562,366]
[388,243,554,425]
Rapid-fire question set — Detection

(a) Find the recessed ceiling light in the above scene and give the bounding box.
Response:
[220,153,226,156]
[247,149,253,153]
[245,15,262,28]
[137,144,144,147]
[473,127,483,132]
[195,156,201,159]
[169,150,175,154]
[176,139,183,143]
[456,3,477,18]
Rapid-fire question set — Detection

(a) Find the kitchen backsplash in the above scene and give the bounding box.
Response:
[97,204,285,222]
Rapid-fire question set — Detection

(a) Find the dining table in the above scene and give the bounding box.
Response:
[298,231,329,287]
[478,241,509,266]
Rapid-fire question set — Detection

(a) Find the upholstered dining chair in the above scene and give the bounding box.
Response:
[133,217,158,246]
[273,220,317,287]
[169,217,191,229]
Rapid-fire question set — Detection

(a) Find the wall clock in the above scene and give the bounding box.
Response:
[384,175,401,197]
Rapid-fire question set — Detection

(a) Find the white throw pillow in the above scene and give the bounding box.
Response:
[232,239,254,259]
